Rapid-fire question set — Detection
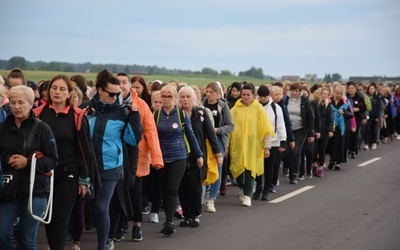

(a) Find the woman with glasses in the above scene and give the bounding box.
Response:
[80,69,142,249]
[155,84,203,236]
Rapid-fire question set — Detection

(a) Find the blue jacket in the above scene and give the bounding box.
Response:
[81,94,142,180]
[157,106,202,163]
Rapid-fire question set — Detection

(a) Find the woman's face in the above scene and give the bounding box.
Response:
[283,85,290,96]
[291,89,300,98]
[179,90,194,110]
[10,94,33,121]
[132,81,144,97]
[230,87,241,99]
[49,79,70,106]
[321,89,328,101]
[368,86,376,96]
[205,87,218,103]
[334,88,344,101]
[151,95,163,111]
[71,90,80,107]
[117,75,132,99]
[241,89,254,106]
[161,90,176,109]
[98,83,121,104]
[347,85,356,96]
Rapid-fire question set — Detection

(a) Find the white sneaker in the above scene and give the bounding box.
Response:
[239,189,245,202]
[276,179,280,187]
[205,200,216,213]
[242,195,251,207]
[371,143,377,150]
[396,135,400,141]
[149,212,159,223]
[363,145,369,150]
[106,239,115,250]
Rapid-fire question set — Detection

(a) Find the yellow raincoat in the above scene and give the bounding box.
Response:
[229,99,274,179]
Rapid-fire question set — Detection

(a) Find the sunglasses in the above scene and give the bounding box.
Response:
[102,87,121,98]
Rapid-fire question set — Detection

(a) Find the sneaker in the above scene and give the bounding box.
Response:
[189,216,200,227]
[298,175,305,181]
[276,179,280,187]
[306,173,313,179]
[350,152,356,159]
[252,188,261,200]
[312,166,318,176]
[371,143,377,150]
[106,239,115,250]
[121,220,130,233]
[205,200,216,213]
[269,185,276,193]
[316,169,324,177]
[174,205,183,219]
[131,225,143,242]
[261,191,269,201]
[239,189,245,202]
[334,164,341,171]
[149,213,159,223]
[242,195,251,206]
[396,135,400,141]
[220,180,227,196]
[179,218,192,227]
[70,243,80,250]
[363,145,369,150]
[142,205,150,215]
[290,178,298,184]
[161,222,175,236]
[113,230,125,242]
[328,162,334,170]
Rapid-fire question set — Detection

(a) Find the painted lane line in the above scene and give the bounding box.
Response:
[269,186,315,204]
[357,157,381,167]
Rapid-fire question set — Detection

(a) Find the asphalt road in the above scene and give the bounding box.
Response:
[36,140,400,250]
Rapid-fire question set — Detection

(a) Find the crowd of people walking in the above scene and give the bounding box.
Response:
[0,68,399,250]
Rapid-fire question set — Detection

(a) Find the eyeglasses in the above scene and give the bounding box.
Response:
[161,95,173,99]
[101,87,121,98]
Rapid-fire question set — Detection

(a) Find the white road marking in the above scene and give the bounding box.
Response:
[357,157,381,167]
[269,186,315,203]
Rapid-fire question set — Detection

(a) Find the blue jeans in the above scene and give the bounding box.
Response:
[0,195,47,250]
[209,137,225,200]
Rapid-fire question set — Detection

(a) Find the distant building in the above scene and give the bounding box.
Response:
[349,76,400,85]
[281,75,300,82]
[304,74,318,82]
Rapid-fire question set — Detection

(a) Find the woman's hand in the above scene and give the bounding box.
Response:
[264,148,270,158]
[216,156,223,165]
[8,154,27,170]
[196,157,204,168]
[78,185,87,198]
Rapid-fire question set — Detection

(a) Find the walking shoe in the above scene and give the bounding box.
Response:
[106,239,114,250]
[190,216,200,227]
[161,222,175,236]
[350,152,356,159]
[312,166,318,176]
[283,168,289,177]
[371,143,377,150]
[205,200,216,213]
[328,162,334,170]
[290,177,298,184]
[363,144,369,150]
[239,189,245,202]
[131,225,143,242]
[298,175,305,181]
[252,187,261,200]
[242,195,252,206]
[112,230,125,242]
[334,164,341,171]
[70,242,80,250]
[269,185,276,193]
[396,135,400,140]
[220,180,227,196]
[179,218,192,227]
[261,191,269,201]
[306,173,313,179]
[316,169,324,177]
[276,179,280,187]
[149,212,159,223]
[142,206,150,215]
[174,204,183,219]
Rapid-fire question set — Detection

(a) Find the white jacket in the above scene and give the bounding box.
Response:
[263,97,287,147]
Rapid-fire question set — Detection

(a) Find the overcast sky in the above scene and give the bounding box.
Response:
[1,0,399,79]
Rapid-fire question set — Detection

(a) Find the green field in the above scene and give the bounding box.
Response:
[0,70,271,88]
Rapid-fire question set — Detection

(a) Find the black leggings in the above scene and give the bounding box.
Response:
[314,138,329,166]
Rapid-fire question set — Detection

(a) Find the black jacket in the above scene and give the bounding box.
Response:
[284,95,315,137]
[318,102,334,139]
[0,112,59,197]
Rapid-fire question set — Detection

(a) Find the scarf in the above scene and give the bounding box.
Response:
[331,99,350,136]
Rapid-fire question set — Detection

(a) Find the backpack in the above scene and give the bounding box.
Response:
[270,102,277,133]
[154,108,191,153]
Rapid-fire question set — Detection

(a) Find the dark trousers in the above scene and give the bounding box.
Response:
[300,140,314,176]
[70,198,85,242]
[179,160,202,219]
[158,159,187,223]
[272,150,284,186]
[349,124,362,153]
[236,169,255,196]
[369,120,378,145]
[314,138,329,166]
[284,129,307,177]
[255,147,279,192]
[45,175,78,250]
